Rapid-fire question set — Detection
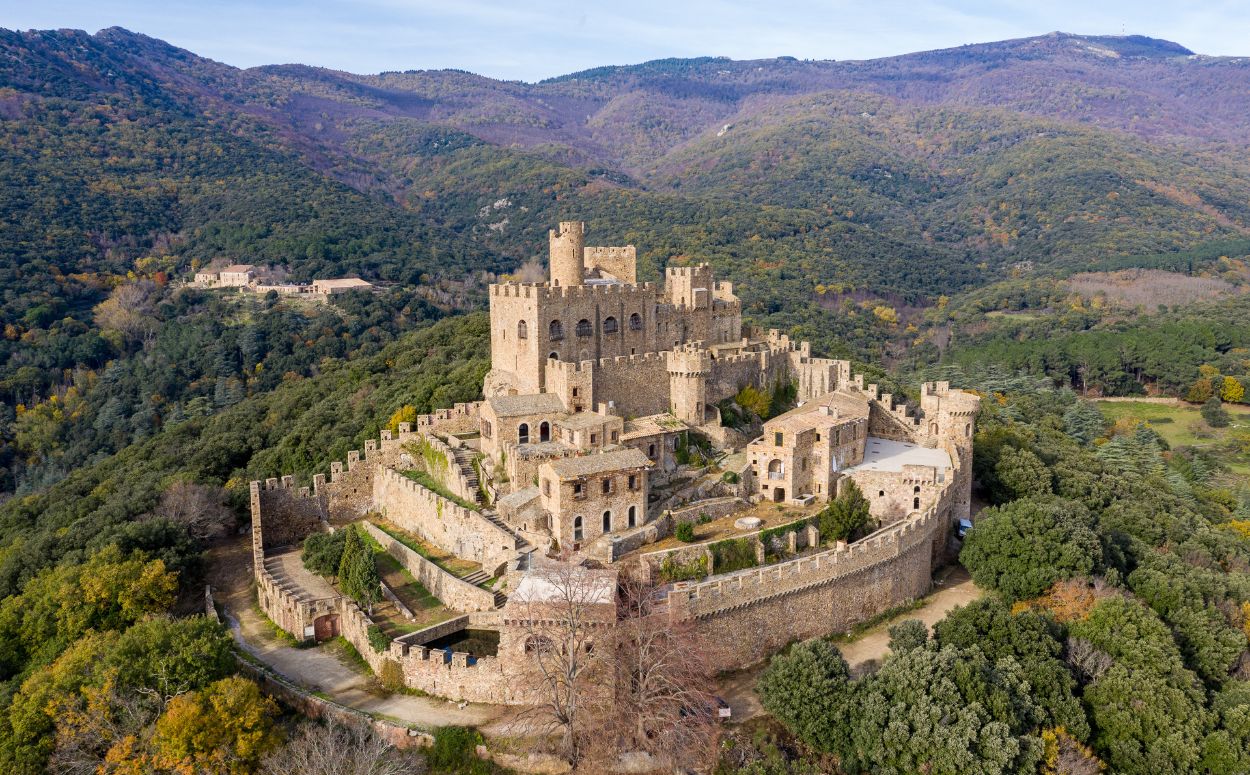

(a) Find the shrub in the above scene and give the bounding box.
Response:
[301,530,346,577]
[758,638,852,753]
[675,521,696,542]
[658,554,707,582]
[428,726,491,775]
[817,480,870,543]
[696,511,713,524]
[366,624,390,653]
[1202,396,1231,427]
[887,619,929,653]
[379,658,404,691]
[721,470,740,484]
[710,537,757,573]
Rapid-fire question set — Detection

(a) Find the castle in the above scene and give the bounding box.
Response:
[248,221,979,705]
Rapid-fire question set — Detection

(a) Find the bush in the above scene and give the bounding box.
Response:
[675,522,696,542]
[658,554,707,583]
[1202,396,1231,427]
[301,530,346,577]
[887,619,929,653]
[710,537,757,573]
[366,624,390,653]
[721,470,740,484]
[428,726,491,775]
[379,658,404,691]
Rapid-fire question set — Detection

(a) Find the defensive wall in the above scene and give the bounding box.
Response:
[361,521,498,612]
[666,464,957,670]
[250,480,340,640]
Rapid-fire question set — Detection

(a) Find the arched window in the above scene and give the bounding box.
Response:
[930,422,939,436]
[518,423,530,444]
[517,320,528,339]
[914,485,921,494]
[576,319,592,337]
[767,459,784,480]
[628,505,637,528]
[603,316,618,334]
[573,516,584,542]
[602,511,612,532]
[648,443,656,458]
[965,423,971,437]
[549,351,559,361]
[525,635,554,655]
[549,320,564,340]
[539,421,551,442]
[629,312,642,331]
[913,497,921,510]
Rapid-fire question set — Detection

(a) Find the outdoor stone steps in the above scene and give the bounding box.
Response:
[461,570,491,585]
[449,445,483,504]
[492,591,508,609]
[483,512,531,549]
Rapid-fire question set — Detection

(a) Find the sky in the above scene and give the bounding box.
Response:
[4,0,1249,82]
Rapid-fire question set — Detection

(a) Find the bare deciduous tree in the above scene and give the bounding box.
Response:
[608,570,724,772]
[147,480,235,540]
[509,559,616,768]
[260,720,426,775]
[93,280,160,345]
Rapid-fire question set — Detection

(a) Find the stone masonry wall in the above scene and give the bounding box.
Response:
[336,598,517,704]
[250,481,340,640]
[361,521,497,612]
[373,467,518,573]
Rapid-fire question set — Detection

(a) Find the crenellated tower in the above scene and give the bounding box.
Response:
[919,381,981,521]
[548,221,586,287]
[666,343,712,425]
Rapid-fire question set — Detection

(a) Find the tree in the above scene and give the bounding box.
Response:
[817,480,871,543]
[993,446,1053,501]
[1063,401,1107,445]
[260,720,425,775]
[1220,375,1245,403]
[887,619,929,653]
[608,573,722,771]
[386,405,418,434]
[338,526,380,610]
[844,646,1044,775]
[509,561,615,768]
[1187,378,1215,403]
[301,530,347,578]
[757,638,853,755]
[1202,397,1231,428]
[150,676,281,774]
[961,497,1103,601]
[148,480,235,540]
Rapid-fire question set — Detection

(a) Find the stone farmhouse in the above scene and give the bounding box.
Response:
[248,221,979,704]
[193,264,374,297]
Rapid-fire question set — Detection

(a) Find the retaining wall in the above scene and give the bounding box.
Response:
[374,467,518,573]
[362,521,498,612]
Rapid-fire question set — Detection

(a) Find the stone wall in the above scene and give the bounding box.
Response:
[668,496,745,525]
[669,492,953,670]
[362,521,498,612]
[373,467,518,573]
[337,597,518,704]
[590,353,670,418]
[250,481,341,641]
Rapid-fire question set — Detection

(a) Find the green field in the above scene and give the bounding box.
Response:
[1096,400,1250,477]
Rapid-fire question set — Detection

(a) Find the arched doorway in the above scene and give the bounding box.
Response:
[602,510,612,533]
[627,505,637,528]
[773,487,786,503]
[539,421,551,442]
[313,614,339,642]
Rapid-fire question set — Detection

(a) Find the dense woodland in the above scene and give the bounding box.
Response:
[2,25,1250,774]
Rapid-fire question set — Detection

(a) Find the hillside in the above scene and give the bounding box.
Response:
[4,26,1250,500]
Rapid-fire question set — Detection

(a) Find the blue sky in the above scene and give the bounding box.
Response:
[5,1,1248,81]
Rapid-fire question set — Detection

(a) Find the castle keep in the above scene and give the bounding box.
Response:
[249,221,980,702]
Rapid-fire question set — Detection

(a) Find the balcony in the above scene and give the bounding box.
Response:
[767,472,785,481]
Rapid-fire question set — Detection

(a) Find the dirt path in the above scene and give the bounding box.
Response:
[714,565,982,721]
[206,537,506,729]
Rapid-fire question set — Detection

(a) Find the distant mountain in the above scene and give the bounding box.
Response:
[3,25,1250,371]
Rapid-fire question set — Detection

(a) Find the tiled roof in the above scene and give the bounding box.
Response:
[545,448,651,478]
[487,393,565,417]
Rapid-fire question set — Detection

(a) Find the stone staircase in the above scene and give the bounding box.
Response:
[262,555,327,603]
[450,445,484,505]
[461,569,509,609]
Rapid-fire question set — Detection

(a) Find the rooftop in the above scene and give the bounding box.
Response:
[555,412,613,431]
[487,392,565,418]
[765,391,870,432]
[511,568,616,606]
[314,278,373,289]
[848,437,951,472]
[544,448,651,479]
[621,413,688,440]
[220,264,256,274]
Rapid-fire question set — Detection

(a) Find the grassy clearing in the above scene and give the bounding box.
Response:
[1096,400,1250,485]
[358,528,457,635]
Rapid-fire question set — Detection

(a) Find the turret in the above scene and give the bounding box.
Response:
[549,221,585,287]
[919,381,981,521]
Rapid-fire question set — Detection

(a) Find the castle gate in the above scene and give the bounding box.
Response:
[313,614,340,642]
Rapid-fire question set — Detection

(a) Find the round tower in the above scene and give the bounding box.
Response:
[548,221,586,287]
[920,381,980,521]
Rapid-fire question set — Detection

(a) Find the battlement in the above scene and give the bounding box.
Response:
[666,344,712,375]
[489,281,659,302]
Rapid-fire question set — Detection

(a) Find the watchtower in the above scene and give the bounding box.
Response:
[549,221,586,288]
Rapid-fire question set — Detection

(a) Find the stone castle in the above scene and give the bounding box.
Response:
[249,221,979,705]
